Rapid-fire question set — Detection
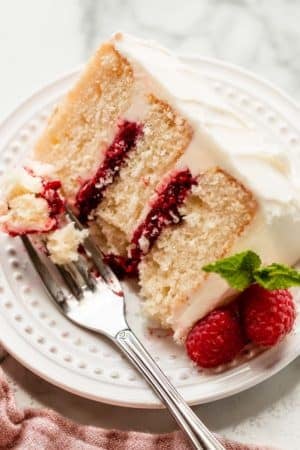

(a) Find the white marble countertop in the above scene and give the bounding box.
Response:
[0,0,299,448]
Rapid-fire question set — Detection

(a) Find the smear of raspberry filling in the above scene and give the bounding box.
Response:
[41,180,65,220]
[105,169,197,277]
[76,120,143,222]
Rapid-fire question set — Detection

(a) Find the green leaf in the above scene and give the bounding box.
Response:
[203,250,261,291]
[254,263,300,289]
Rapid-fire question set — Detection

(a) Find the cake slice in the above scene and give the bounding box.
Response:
[2,33,300,342]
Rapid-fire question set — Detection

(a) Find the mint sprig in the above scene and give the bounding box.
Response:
[203,250,300,291]
[203,251,261,291]
[254,263,300,290]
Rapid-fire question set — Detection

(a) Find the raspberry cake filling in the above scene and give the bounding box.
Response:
[1,33,300,369]
[76,120,143,222]
[105,168,197,276]
[40,180,65,228]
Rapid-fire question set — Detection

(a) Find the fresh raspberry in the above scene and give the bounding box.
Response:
[185,308,245,368]
[241,284,296,347]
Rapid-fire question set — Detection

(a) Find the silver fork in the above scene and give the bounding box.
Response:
[21,209,225,450]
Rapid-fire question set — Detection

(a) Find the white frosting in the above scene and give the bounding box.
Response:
[173,273,238,341]
[113,33,300,335]
[113,32,246,129]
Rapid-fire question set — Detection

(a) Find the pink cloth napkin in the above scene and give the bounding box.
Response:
[0,367,277,450]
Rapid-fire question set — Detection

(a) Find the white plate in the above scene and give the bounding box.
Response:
[0,57,300,409]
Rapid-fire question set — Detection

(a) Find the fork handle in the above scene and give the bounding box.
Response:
[115,329,225,450]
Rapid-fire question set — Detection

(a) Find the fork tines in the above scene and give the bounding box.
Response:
[21,208,121,310]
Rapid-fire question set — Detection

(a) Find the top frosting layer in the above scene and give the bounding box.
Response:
[113,32,246,129]
[112,32,300,267]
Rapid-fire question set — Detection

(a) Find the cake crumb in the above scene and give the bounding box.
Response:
[47,223,89,265]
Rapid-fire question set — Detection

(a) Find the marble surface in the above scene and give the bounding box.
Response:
[0,0,299,448]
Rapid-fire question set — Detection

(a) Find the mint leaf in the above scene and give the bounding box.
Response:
[254,263,300,289]
[203,251,300,291]
[203,250,261,291]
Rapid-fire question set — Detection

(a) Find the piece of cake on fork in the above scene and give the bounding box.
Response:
[1,33,300,362]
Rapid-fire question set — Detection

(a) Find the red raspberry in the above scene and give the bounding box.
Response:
[185,308,245,368]
[241,284,296,347]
